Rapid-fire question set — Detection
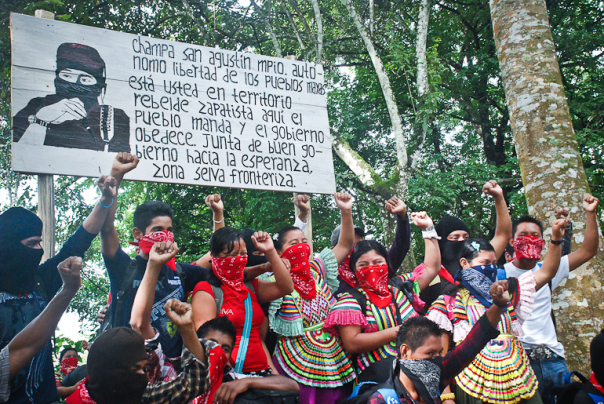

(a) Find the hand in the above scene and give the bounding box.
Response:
[251,231,276,254]
[551,218,569,241]
[483,180,504,199]
[262,258,290,274]
[490,280,510,307]
[554,207,570,220]
[149,241,179,267]
[334,192,353,212]
[294,194,311,212]
[213,379,251,404]
[97,175,117,201]
[205,194,224,212]
[81,341,90,351]
[583,193,599,213]
[96,305,109,324]
[57,256,82,293]
[410,211,434,230]
[164,299,194,328]
[385,196,407,218]
[390,325,402,341]
[111,152,139,178]
[35,98,86,124]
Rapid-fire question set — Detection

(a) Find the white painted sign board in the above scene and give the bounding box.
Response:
[10,13,336,194]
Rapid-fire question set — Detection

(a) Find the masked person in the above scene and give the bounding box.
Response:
[413,181,512,316]
[99,153,207,359]
[0,175,116,404]
[268,193,356,404]
[332,196,411,297]
[324,212,440,385]
[66,300,212,404]
[503,194,600,404]
[56,346,87,398]
[13,42,130,152]
[352,278,510,404]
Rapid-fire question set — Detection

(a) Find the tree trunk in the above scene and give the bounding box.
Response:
[341,0,409,195]
[309,0,323,61]
[490,0,604,373]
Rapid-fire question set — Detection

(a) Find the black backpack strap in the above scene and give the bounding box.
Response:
[112,258,139,328]
[174,262,187,285]
[548,281,557,330]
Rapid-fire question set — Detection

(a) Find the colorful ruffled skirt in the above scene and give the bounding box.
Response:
[274,329,355,388]
[455,335,538,404]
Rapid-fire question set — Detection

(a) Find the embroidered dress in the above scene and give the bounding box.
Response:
[324,274,419,374]
[269,248,355,388]
[451,272,538,404]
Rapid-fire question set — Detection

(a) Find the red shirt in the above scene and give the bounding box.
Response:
[192,280,268,372]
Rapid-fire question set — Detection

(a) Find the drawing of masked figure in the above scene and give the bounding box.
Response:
[13,43,131,152]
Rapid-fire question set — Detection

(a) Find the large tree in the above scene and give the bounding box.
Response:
[490,0,604,371]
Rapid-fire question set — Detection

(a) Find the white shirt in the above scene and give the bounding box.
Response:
[504,255,570,357]
[0,345,10,403]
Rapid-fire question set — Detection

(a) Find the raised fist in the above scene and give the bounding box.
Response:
[294,194,311,212]
[583,193,599,213]
[483,180,504,199]
[410,211,434,230]
[149,241,179,267]
[205,194,224,212]
[111,152,139,177]
[57,256,82,293]
[385,196,407,218]
[334,192,353,211]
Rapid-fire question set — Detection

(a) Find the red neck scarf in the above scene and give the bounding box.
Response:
[60,357,79,375]
[192,344,230,404]
[65,378,96,404]
[356,264,392,308]
[281,243,316,300]
[513,235,544,260]
[212,255,248,299]
[338,252,357,288]
[130,230,176,270]
[591,372,604,395]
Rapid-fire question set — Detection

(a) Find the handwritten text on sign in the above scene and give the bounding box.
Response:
[11,13,336,193]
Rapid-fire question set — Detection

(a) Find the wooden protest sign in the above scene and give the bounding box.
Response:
[10,13,336,194]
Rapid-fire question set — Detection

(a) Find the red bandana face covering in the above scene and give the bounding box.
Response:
[356,264,392,308]
[338,252,358,288]
[281,243,316,300]
[212,255,248,298]
[60,357,79,375]
[131,230,176,270]
[513,235,545,260]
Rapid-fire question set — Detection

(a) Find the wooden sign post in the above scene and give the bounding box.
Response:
[34,9,56,261]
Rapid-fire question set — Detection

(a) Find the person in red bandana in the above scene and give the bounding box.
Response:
[55,346,84,398]
[325,211,441,386]
[504,193,600,404]
[99,153,208,359]
[265,192,357,404]
[190,228,293,377]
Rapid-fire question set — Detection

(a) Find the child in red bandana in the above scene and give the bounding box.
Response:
[325,211,441,385]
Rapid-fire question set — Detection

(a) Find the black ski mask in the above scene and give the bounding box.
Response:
[434,215,471,278]
[0,207,44,295]
[54,43,106,112]
[87,328,149,404]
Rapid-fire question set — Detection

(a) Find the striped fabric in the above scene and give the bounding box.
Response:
[328,286,418,373]
[273,250,355,387]
[453,288,538,404]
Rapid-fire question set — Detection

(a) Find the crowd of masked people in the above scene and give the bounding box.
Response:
[1,152,603,404]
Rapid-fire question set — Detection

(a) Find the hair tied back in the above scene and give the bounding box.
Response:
[471,241,481,252]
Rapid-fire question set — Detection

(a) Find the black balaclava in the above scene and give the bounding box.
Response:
[591,329,604,387]
[54,43,106,112]
[0,207,44,294]
[87,328,149,404]
[241,228,268,267]
[434,215,471,278]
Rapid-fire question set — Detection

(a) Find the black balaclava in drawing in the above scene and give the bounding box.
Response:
[87,327,149,404]
[54,43,106,112]
[0,207,44,295]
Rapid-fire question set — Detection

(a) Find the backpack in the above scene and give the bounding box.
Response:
[233,388,300,404]
[552,371,604,404]
[100,260,187,333]
[210,281,256,315]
